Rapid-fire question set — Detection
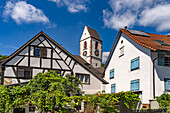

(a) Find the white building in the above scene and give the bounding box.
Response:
[80,26,102,68]
[104,29,170,108]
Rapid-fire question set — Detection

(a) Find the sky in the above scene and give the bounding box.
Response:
[1,0,170,63]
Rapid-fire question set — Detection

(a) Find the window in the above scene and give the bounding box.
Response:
[110,69,114,79]
[95,41,98,50]
[119,46,124,57]
[76,73,90,84]
[165,78,170,91]
[34,47,47,57]
[17,68,32,79]
[131,57,139,71]
[111,84,115,93]
[158,53,170,66]
[35,48,40,57]
[83,41,87,50]
[131,80,139,91]
[154,40,170,46]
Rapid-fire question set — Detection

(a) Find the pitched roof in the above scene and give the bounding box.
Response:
[105,29,170,69]
[86,26,102,41]
[121,29,170,51]
[73,55,105,78]
[0,31,108,84]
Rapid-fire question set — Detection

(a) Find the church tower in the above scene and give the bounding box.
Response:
[80,26,102,68]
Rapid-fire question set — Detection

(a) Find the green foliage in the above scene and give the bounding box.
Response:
[0,71,83,112]
[0,54,8,60]
[0,85,11,112]
[27,71,83,112]
[83,91,140,113]
[0,71,140,113]
[156,93,170,109]
[118,91,140,110]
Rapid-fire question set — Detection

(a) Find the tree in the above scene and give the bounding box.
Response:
[0,71,83,113]
[26,71,83,112]
[0,54,8,60]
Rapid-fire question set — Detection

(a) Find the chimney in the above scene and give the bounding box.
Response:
[124,26,127,29]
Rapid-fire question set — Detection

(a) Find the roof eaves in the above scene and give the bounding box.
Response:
[120,29,157,51]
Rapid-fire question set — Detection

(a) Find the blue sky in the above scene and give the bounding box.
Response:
[1,0,170,63]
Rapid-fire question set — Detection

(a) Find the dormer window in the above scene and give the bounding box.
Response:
[95,41,98,50]
[34,47,47,57]
[84,41,87,50]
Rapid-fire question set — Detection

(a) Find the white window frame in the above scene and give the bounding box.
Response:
[76,73,90,85]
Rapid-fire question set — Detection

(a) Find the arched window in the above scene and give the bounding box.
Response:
[84,41,87,50]
[95,41,98,50]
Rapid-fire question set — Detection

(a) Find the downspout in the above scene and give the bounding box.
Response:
[152,58,157,99]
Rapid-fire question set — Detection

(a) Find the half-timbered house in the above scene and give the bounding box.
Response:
[0,31,108,95]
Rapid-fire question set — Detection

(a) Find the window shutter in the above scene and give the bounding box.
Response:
[158,53,164,66]
[41,48,47,57]
[165,78,170,91]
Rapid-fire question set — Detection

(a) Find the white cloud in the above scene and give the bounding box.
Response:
[102,52,110,63]
[103,0,170,31]
[3,1,49,24]
[139,4,170,31]
[48,0,89,13]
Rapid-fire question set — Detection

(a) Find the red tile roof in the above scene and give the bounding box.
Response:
[121,29,170,51]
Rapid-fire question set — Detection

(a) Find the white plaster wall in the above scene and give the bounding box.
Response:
[4,66,16,77]
[73,63,104,94]
[19,47,28,55]
[33,69,43,77]
[80,26,91,40]
[30,57,40,67]
[105,33,152,104]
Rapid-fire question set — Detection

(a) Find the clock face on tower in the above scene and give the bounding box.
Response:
[83,51,87,56]
[95,50,99,56]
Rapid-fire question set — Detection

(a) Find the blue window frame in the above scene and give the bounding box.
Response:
[110,69,114,79]
[111,84,115,93]
[131,57,139,71]
[165,78,170,91]
[131,80,139,91]
[35,48,40,57]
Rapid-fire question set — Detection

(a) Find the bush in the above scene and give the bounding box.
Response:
[156,93,170,112]
[83,91,140,113]
[156,93,170,108]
